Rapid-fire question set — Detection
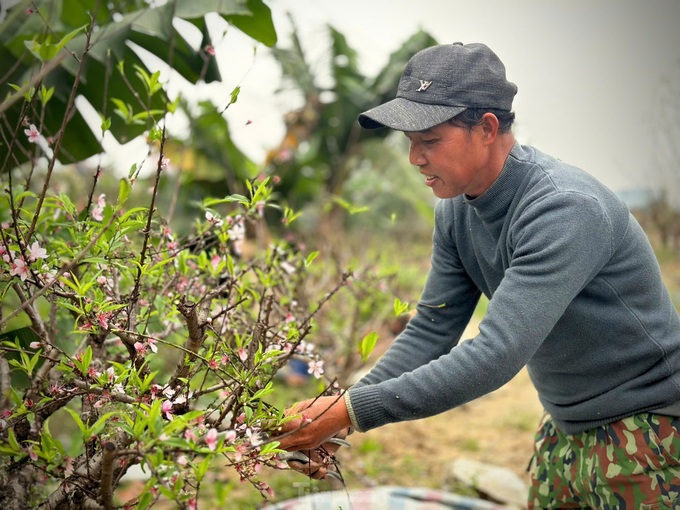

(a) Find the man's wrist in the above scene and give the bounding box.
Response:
[343,390,362,434]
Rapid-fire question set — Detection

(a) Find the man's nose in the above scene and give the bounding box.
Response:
[409,142,426,166]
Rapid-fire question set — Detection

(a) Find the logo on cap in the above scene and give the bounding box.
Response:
[417,80,432,92]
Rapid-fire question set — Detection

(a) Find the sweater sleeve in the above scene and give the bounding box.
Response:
[351,203,481,391]
[347,191,615,432]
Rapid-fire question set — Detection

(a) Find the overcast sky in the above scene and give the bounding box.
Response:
[206,0,680,196]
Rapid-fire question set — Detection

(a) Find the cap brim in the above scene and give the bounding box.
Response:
[358,98,466,131]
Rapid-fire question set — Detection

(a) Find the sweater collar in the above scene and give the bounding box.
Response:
[463,142,524,222]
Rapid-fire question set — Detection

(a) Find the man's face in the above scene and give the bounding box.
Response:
[405,121,493,199]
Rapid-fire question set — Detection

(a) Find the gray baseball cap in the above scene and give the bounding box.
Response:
[358,42,517,131]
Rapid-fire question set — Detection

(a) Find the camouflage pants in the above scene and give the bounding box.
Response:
[528,412,680,509]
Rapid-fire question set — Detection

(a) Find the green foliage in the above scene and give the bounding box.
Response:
[0,163,352,507]
[24,24,87,62]
[0,2,360,509]
[0,0,276,168]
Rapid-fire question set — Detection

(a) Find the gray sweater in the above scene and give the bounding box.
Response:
[348,142,680,435]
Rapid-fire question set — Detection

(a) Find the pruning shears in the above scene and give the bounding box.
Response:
[278,436,351,481]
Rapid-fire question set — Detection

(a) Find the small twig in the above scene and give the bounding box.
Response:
[85,48,113,215]
[25,19,96,244]
[300,271,352,331]
[165,154,184,223]
[11,283,61,401]
[71,381,136,405]
[0,358,10,410]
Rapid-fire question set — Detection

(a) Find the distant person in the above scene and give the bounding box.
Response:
[276,42,680,509]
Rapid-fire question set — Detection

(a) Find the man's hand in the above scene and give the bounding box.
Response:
[280,436,349,480]
[275,395,352,452]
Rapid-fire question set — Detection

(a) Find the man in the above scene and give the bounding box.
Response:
[276,42,680,509]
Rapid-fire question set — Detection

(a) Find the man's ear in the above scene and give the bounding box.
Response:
[480,113,500,143]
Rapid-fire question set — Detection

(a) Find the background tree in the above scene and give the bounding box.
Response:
[266,23,437,211]
[0,2,355,509]
[0,0,275,171]
[638,63,680,252]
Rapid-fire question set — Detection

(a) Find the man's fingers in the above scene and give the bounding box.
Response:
[276,396,351,452]
[276,424,333,452]
[286,459,327,479]
[277,436,323,452]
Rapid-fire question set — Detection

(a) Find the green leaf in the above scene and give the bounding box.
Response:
[7,427,21,452]
[39,85,54,105]
[54,24,88,53]
[86,412,117,439]
[24,24,87,62]
[158,438,191,449]
[203,194,250,207]
[56,301,84,316]
[148,124,163,141]
[138,371,157,395]
[117,178,131,207]
[26,350,42,377]
[393,298,410,316]
[119,207,148,222]
[305,251,319,267]
[63,407,87,437]
[137,490,154,510]
[73,345,93,376]
[128,163,139,179]
[229,85,240,105]
[259,440,281,455]
[110,98,132,123]
[332,196,369,215]
[252,381,274,400]
[8,82,35,101]
[134,65,163,97]
[194,456,211,483]
[81,257,109,265]
[132,408,149,438]
[226,253,234,275]
[0,445,22,456]
[359,331,378,362]
[40,420,64,460]
[223,0,277,47]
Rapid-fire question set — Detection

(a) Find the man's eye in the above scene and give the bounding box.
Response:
[423,139,436,144]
